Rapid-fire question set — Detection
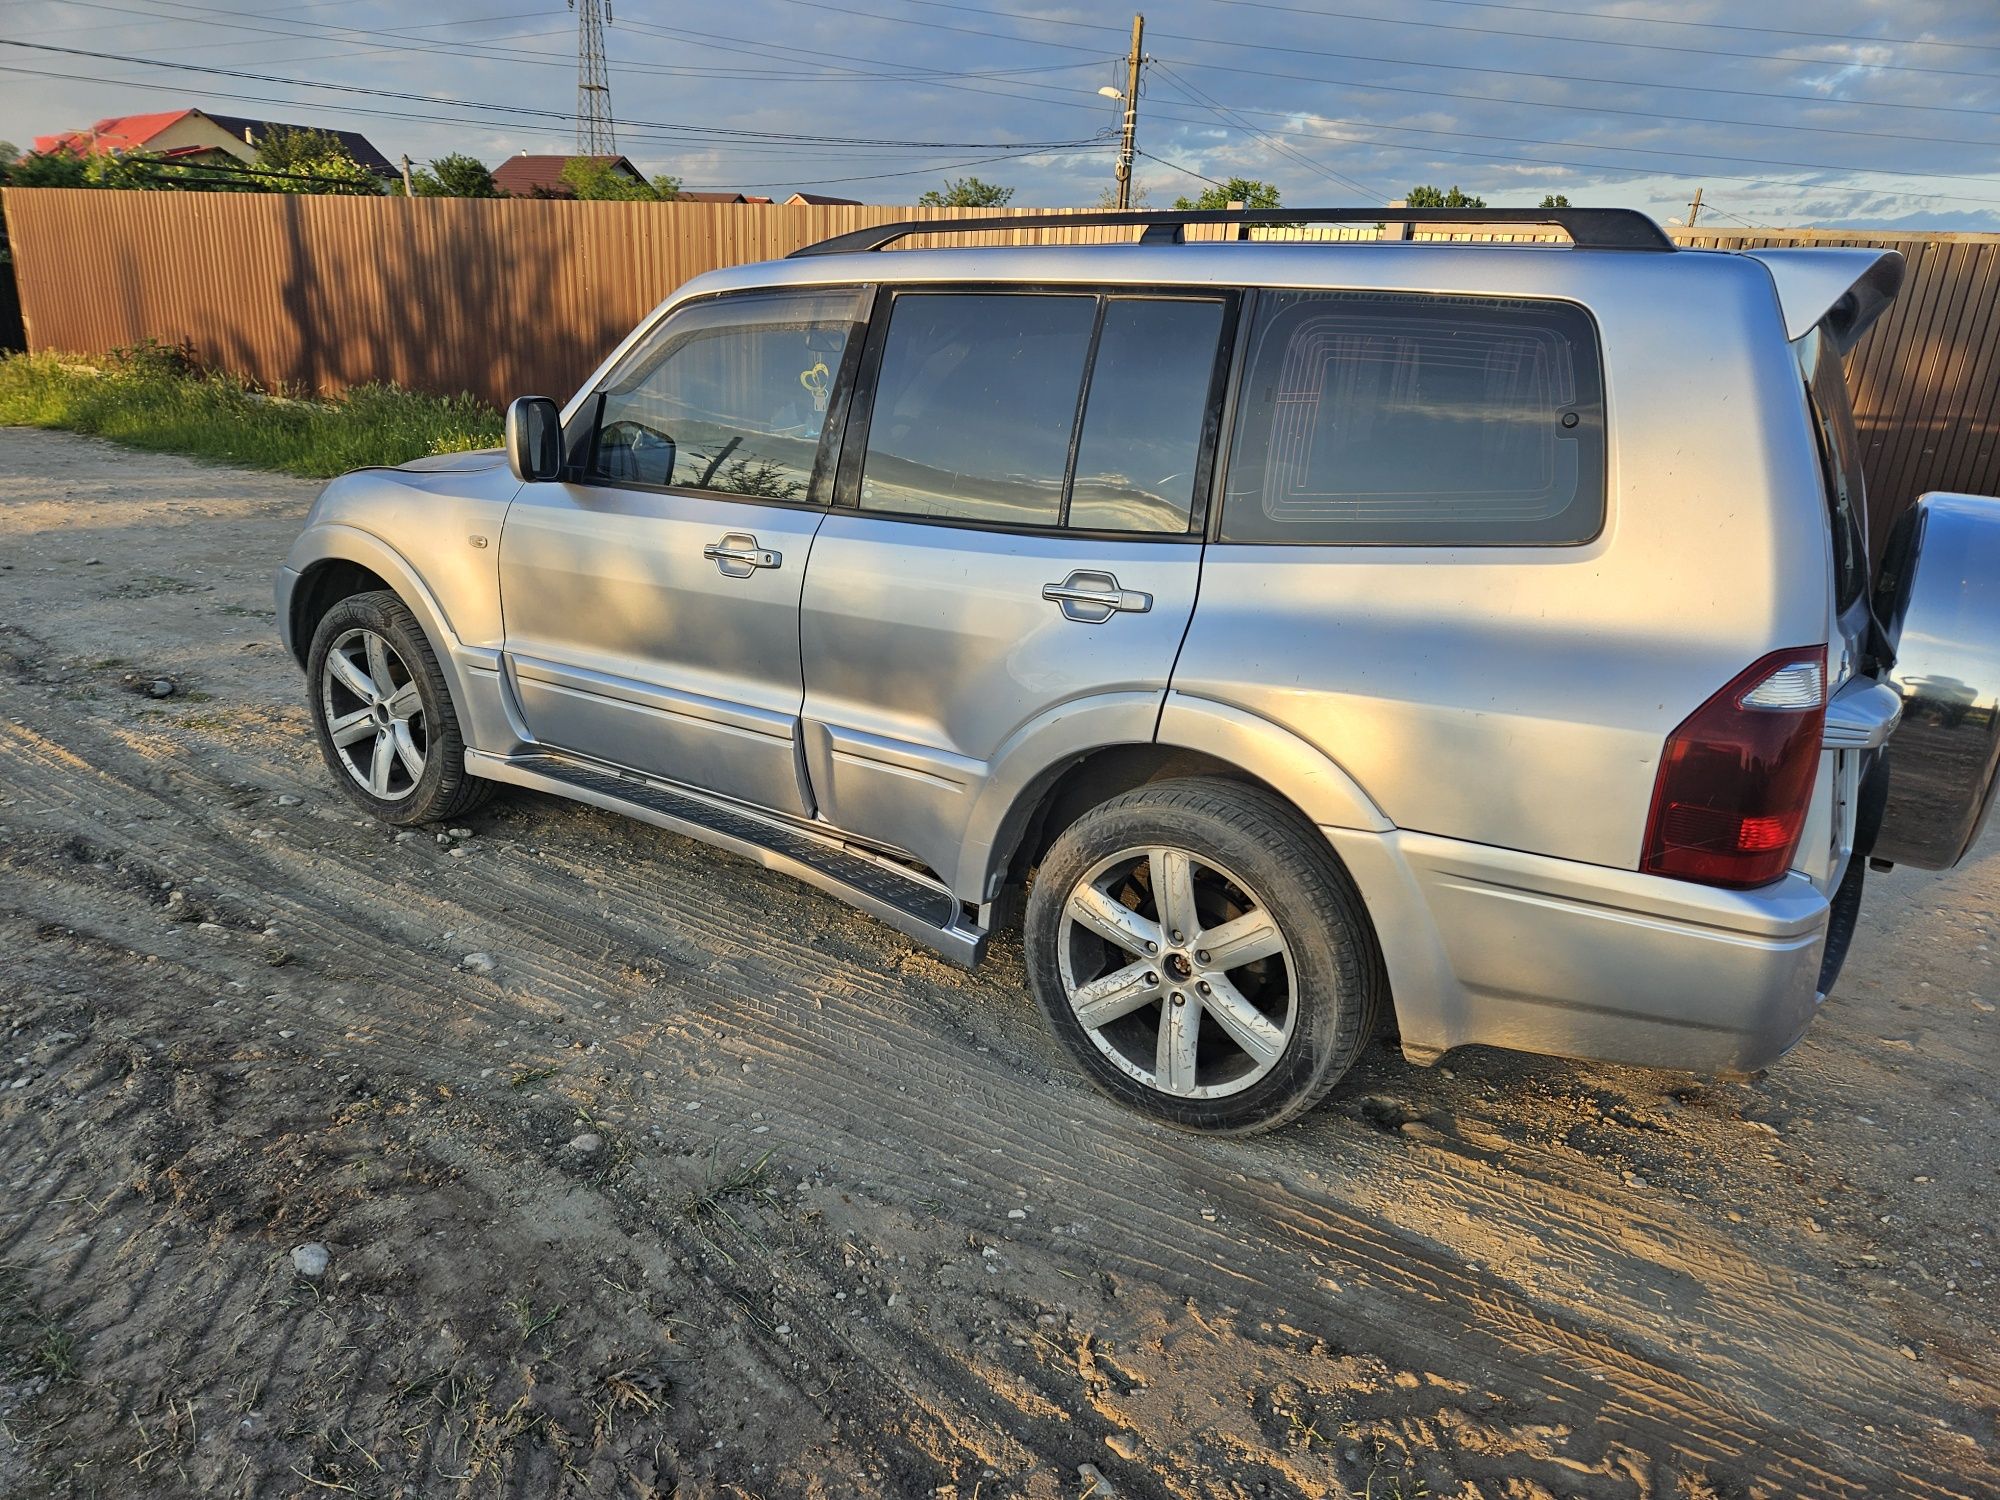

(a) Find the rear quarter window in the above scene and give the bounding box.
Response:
[1220,291,1606,546]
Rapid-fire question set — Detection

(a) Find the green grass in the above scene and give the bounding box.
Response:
[0,344,503,478]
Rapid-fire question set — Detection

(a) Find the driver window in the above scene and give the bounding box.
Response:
[590,289,862,501]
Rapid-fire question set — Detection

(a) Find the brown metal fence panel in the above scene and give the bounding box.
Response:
[4,190,1996,538]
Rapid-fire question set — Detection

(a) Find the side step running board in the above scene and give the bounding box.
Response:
[466,750,988,967]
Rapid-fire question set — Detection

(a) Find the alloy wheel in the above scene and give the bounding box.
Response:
[320,627,427,801]
[1056,844,1296,1100]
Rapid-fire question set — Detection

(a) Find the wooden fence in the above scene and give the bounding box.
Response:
[3,188,1996,533]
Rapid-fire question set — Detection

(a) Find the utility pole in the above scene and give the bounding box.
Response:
[399,154,415,198]
[570,0,617,156]
[1115,14,1143,211]
[1687,185,1704,227]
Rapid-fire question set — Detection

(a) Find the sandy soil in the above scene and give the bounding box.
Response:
[0,428,1993,1500]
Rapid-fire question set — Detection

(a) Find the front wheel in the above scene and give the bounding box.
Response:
[306,590,492,826]
[1024,777,1384,1134]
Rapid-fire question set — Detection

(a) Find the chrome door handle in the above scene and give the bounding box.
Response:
[1041,569,1153,623]
[703,532,781,577]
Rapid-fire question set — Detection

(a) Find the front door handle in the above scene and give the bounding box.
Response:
[1041,569,1153,624]
[703,532,781,578]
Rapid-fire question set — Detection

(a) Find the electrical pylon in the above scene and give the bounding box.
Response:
[569,0,617,156]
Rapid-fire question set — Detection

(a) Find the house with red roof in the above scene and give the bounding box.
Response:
[32,109,395,178]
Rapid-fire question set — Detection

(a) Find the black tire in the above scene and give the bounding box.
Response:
[305,590,494,826]
[1024,777,1385,1134]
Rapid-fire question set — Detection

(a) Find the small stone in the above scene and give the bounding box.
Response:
[1007,1208,1027,1220]
[147,678,176,699]
[1104,1432,1141,1461]
[290,1243,330,1278]
[83,557,102,566]
[393,830,417,843]
[1899,1344,1919,1361]
[460,952,496,974]
[276,794,302,806]
[568,1132,602,1155]
[448,827,473,839]
[1078,1462,1118,1497]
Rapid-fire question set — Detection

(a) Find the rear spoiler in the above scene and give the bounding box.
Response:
[1743,247,1905,354]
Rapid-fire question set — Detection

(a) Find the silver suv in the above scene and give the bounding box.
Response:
[277,207,2000,1133]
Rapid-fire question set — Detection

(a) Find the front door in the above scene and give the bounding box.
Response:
[801,287,1234,885]
[500,287,864,817]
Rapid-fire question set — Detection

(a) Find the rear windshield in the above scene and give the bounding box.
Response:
[1219,290,1606,546]
[1799,326,1869,609]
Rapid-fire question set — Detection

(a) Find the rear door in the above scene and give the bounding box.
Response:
[799,287,1234,886]
[499,288,864,817]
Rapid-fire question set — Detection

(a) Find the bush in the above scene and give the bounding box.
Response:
[0,352,503,477]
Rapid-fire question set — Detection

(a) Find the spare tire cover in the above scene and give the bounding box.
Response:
[1872,492,2000,869]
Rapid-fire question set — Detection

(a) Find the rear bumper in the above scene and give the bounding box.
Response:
[1327,827,1829,1075]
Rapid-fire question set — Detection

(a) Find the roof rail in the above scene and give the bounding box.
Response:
[788,206,1675,257]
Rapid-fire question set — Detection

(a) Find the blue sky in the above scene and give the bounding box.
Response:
[2,0,1997,228]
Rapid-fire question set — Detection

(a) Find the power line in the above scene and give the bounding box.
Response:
[1142,86,2000,185]
[1148,59,1390,200]
[1186,0,2000,80]
[1339,0,2000,55]
[832,0,2000,116]
[0,39,1107,152]
[46,0,2000,156]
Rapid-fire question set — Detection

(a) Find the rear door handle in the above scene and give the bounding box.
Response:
[703,532,781,577]
[1042,569,1152,624]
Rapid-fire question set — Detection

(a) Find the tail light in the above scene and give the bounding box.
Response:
[1642,647,1827,889]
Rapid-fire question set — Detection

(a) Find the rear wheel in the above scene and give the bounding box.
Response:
[1024,777,1384,1134]
[306,591,492,826]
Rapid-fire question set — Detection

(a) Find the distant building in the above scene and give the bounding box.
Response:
[785,192,862,207]
[677,191,776,205]
[32,108,395,178]
[491,153,649,198]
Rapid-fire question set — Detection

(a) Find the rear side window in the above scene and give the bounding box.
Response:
[856,291,1225,532]
[1220,291,1606,545]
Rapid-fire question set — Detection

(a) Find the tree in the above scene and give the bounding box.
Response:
[917,176,1014,207]
[1406,184,1487,209]
[559,157,681,201]
[252,126,380,194]
[1173,177,1280,211]
[400,153,503,199]
[1539,192,1571,209]
[1089,182,1151,210]
[2,148,89,188]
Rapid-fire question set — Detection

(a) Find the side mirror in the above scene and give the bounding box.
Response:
[505,396,564,483]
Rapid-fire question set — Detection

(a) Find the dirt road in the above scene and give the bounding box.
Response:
[1,429,1994,1500]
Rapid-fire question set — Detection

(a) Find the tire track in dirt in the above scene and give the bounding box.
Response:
[3,694,1993,1499]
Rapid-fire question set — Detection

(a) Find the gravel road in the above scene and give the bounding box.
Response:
[1,429,1994,1500]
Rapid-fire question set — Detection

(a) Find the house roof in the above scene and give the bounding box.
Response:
[32,108,394,175]
[786,192,862,206]
[491,153,644,198]
[204,113,396,175]
[677,190,775,205]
